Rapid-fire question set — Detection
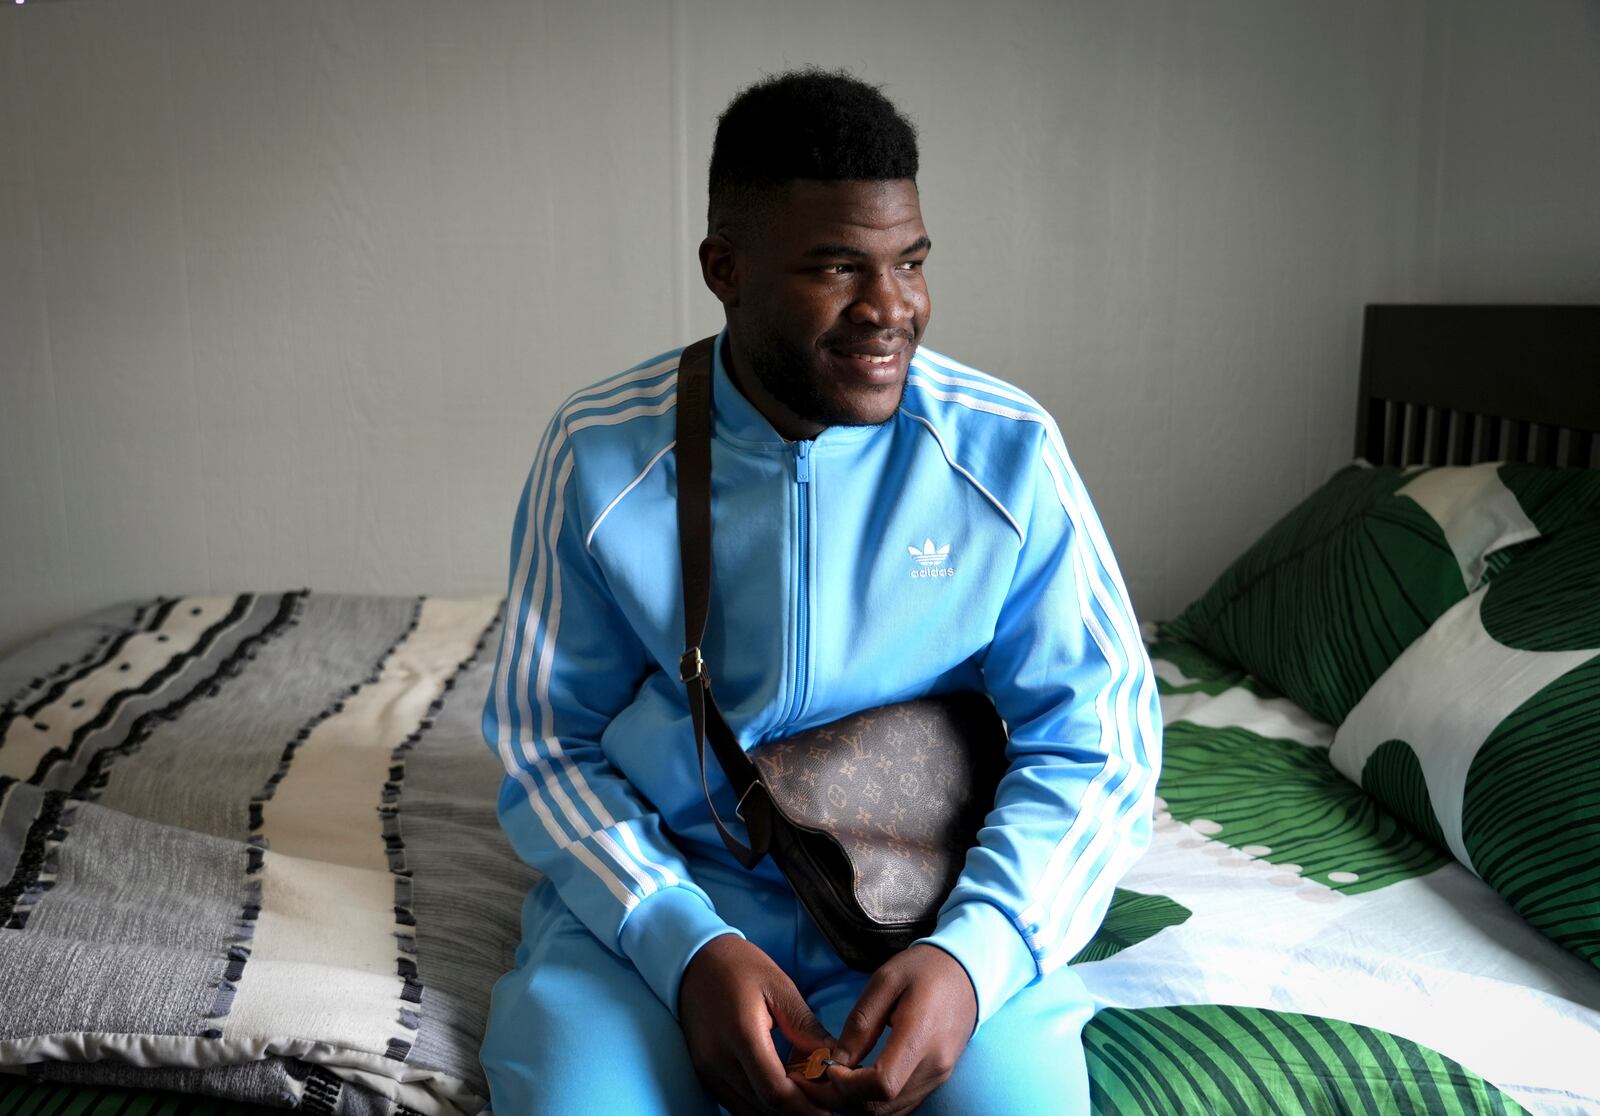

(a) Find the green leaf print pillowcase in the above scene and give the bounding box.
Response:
[1331,518,1600,968]
[1164,462,1600,724]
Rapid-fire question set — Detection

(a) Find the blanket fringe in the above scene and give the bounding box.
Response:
[0,794,75,929]
[213,596,425,1040]
[378,597,506,1061]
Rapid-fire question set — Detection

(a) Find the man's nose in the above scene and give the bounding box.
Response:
[847,268,915,329]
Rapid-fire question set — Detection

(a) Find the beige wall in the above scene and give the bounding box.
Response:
[3,0,1598,654]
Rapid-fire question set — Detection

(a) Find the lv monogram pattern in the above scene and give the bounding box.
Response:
[750,694,1008,924]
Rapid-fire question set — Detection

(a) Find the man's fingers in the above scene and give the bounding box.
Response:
[812,1063,908,1115]
[679,936,835,1116]
[817,960,965,1116]
[757,1069,835,1116]
[768,983,835,1053]
[736,1018,832,1116]
[834,969,904,1066]
[856,1009,925,1103]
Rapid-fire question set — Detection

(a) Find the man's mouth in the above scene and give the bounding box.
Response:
[824,346,907,384]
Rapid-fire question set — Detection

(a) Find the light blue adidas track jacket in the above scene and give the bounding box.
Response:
[482,330,1162,1028]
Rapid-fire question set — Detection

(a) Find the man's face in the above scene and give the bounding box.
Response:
[709,179,931,439]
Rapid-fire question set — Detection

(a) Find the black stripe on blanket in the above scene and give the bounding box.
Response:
[69,591,308,802]
[0,787,72,929]
[299,1066,344,1115]
[0,599,168,753]
[31,595,258,786]
[377,598,506,1061]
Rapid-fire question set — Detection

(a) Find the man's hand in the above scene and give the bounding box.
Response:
[679,934,835,1116]
[795,944,977,1116]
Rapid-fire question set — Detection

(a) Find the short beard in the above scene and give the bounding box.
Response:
[746,333,907,430]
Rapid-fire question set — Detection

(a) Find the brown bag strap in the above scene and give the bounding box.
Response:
[675,336,770,869]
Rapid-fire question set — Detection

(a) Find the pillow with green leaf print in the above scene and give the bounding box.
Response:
[1163,462,1600,725]
[1331,516,1600,968]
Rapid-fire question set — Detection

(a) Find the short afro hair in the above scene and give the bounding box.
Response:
[707,68,919,232]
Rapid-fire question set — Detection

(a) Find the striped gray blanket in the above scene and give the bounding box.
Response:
[0,591,534,1115]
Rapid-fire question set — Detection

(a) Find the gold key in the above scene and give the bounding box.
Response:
[802,1047,837,1081]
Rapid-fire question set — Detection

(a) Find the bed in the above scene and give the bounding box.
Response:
[2,304,1598,1115]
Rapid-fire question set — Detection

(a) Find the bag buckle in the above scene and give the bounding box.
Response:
[679,647,706,682]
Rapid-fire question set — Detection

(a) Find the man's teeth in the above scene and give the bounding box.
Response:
[843,353,895,364]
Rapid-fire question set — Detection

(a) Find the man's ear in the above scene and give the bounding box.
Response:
[698,234,739,309]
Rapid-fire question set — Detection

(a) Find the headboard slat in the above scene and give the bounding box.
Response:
[1508,421,1530,464]
[1405,405,1426,466]
[1480,415,1502,462]
[1446,410,1469,466]
[1572,430,1590,468]
[1534,425,1559,467]
[1430,408,1450,466]
[1383,401,1403,466]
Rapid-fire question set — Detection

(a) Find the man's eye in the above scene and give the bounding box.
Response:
[898,260,925,271]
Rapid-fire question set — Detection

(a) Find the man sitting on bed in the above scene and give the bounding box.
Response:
[479,68,1160,1116]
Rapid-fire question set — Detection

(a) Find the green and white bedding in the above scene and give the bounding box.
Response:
[1079,630,1600,1113]
[1113,458,1600,1114]
[2,454,1598,1115]
[1332,518,1600,968]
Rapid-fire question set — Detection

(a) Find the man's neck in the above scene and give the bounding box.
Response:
[720,334,825,442]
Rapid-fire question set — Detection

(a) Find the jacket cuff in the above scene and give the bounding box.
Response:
[914,900,1038,1030]
[618,886,744,1018]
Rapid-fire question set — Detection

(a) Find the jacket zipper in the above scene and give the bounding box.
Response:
[789,440,812,726]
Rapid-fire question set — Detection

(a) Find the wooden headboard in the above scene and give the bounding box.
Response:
[1355,305,1600,468]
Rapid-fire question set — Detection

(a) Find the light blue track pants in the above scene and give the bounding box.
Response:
[479,855,1095,1114]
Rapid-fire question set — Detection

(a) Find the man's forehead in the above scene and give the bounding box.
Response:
[774,178,926,236]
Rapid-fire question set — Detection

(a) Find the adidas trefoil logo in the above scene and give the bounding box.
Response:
[907,538,956,579]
